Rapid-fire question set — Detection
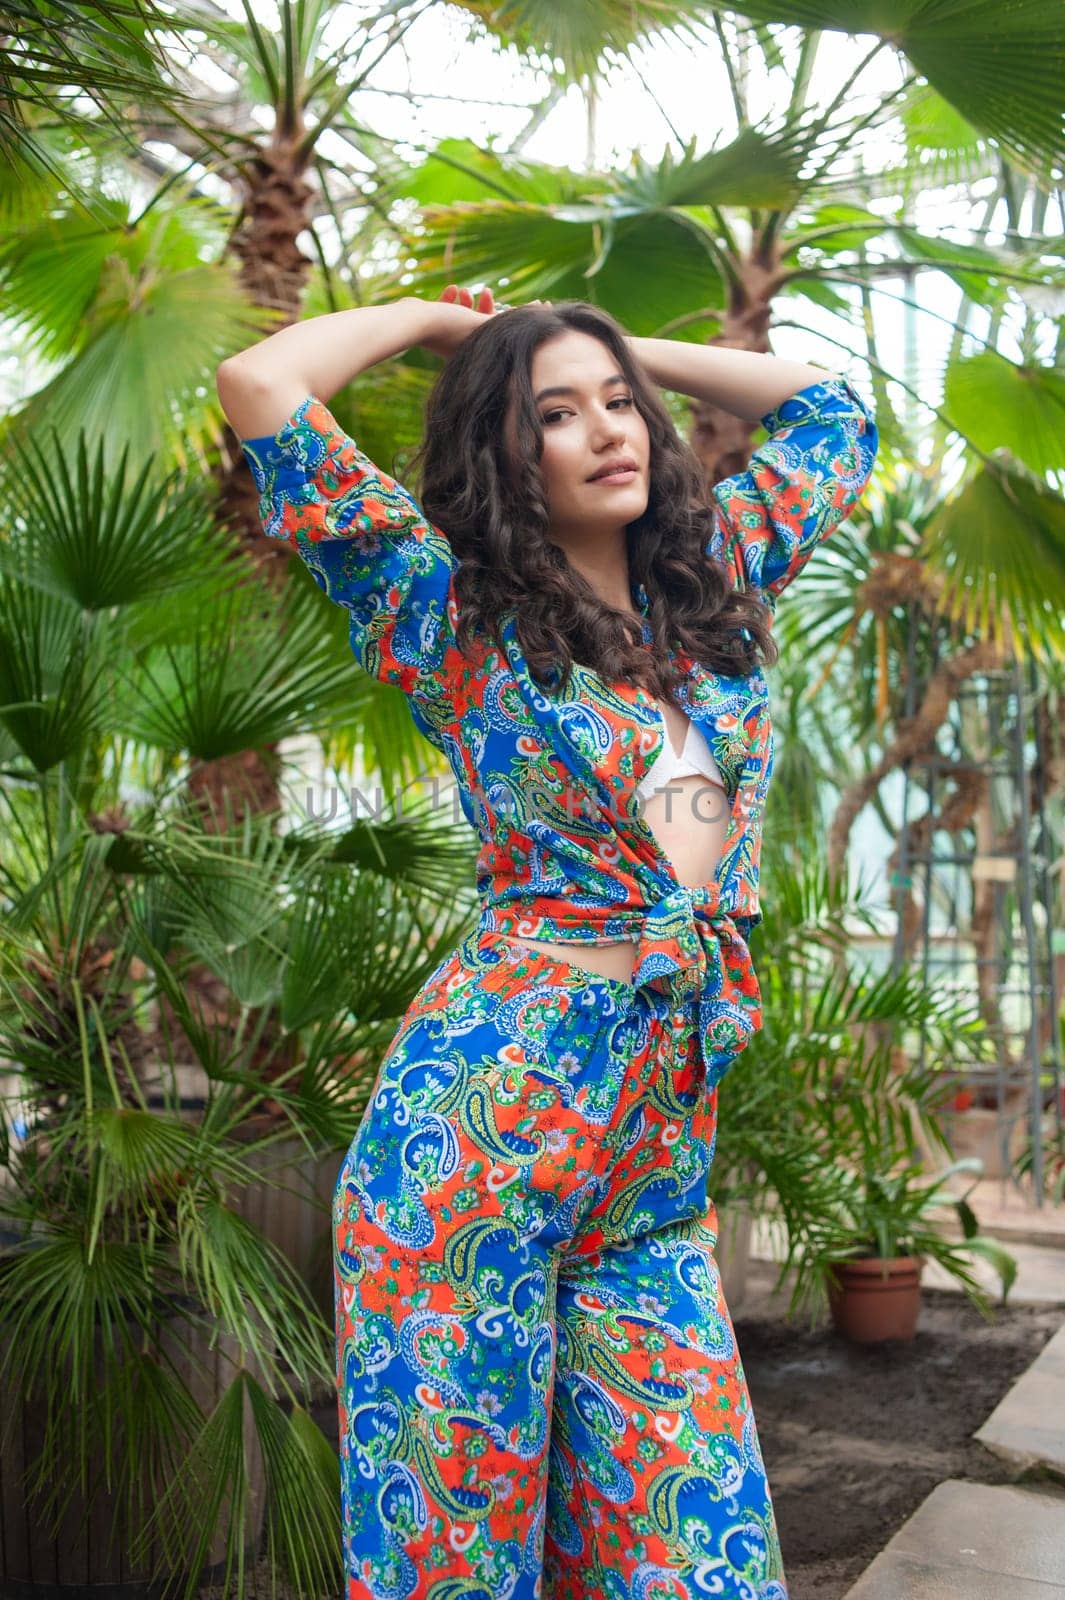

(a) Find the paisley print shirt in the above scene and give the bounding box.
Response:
[241,374,877,1080]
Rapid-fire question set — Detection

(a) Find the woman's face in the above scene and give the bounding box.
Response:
[509,329,651,540]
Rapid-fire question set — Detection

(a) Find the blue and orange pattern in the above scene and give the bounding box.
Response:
[241,374,877,1089]
[332,929,787,1598]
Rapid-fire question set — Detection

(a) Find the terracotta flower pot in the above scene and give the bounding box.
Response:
[827,1255,924,1343]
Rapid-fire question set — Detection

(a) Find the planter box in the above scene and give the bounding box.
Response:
[715,1203,754,1314]
[235,1138,344,1326]
[0,1317,265,1594]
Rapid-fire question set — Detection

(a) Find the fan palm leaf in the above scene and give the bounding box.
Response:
[1,0,182,193]
[457,0,710,78]
[943,351,1065,477]
[114,573,366,759]
[0,575,113,772]
[141,1371,341,1599]
[730,0,1065,174]
[7,262,270,472]
[922,457,1065,661]
[0,423,229,611]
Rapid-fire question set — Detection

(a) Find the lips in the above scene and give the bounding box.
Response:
[588,458,639,482]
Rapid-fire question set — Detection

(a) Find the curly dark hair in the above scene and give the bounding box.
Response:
[407,300,779,698]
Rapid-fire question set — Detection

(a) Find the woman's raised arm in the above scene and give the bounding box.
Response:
[213,297,492,711]
[215,297,490,439]
[624,337,839,421]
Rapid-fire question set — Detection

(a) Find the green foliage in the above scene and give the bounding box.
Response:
[712,850,1017,1319]
[0,190,278,471]
[943,352,1065,476]
[803,1158,1018,1306]
[1,0,175,196]
[397,137,578,207]
[0,424,480,1594]
[922,457,1065,661]
[729,0,1065,175]
[459,0,707,78]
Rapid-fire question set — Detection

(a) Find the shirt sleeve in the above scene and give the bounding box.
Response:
[240,394,458,700]
[707,375,878,608]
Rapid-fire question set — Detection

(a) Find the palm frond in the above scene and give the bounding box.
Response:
[404,199,726,336]
[0,574,112,772]
[0,423,229,612]
[114,572,366,759]
[943,351,1065,478]
[454,0,708,79]
[731,0,1065,174]
[173,1192,331,1388]
[923,459,1065,664]
[0,0,182,191]
[618,121,816,211]
[5,252,271,473]
[246,1381,342,1598]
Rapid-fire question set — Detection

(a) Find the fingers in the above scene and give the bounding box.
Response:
[442,283,497,314]
[440,284,551,315]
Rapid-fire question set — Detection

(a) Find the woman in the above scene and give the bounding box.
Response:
[217,289,877,1600]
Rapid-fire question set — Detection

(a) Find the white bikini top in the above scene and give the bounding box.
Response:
[634,700,727,803]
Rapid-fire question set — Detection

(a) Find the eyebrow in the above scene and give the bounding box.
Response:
[533,374,629,404]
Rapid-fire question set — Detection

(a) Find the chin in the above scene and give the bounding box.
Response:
[582,485,649,510]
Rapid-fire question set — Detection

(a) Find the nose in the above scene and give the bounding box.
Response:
[591,405,628,448]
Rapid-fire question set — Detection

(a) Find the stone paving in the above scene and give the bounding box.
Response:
[975,1323,1065,1478]
[836,1215,1065,1599]
[841,1480,1065,1598]
[951,1178,1065,1247]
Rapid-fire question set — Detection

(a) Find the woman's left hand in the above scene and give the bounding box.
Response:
[439,285,551,314]
[421,285,550,360]
[440,284,497,314]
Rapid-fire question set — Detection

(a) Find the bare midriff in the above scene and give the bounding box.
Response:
[499,695,731,987]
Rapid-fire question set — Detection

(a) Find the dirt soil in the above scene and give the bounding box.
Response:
[733,1259,1063,1600]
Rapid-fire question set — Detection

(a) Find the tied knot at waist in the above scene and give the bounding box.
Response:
[630,882,762,1082]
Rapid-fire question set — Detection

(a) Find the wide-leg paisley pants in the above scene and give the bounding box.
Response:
[333,928,787,1599]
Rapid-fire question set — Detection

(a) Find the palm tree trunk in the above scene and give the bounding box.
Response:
[688,253,782,485]
[829,635,1006,887]
[186,131,320,1114]
[200,130,319,836]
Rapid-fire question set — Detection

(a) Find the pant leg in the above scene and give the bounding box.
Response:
[332,931,640,1600]
[543,999,787,1600]
[544,1202,786,1600]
